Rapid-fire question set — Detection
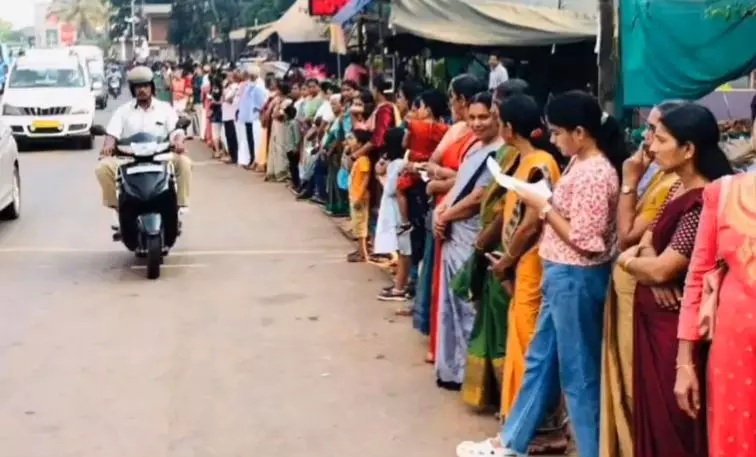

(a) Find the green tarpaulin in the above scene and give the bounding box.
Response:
[622,0,756,107]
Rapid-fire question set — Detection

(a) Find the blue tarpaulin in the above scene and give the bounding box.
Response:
[621,0,756,107]
[332,0,375,26]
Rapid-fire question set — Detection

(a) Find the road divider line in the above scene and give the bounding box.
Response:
[0,247,346,257]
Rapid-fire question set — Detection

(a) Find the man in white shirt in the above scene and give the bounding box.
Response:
[488,54,509,91]
[95,66,192,219]
[221,72,241,162]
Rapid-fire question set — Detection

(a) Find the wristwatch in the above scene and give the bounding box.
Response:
[621,184,636,195]
[538,204,552,221]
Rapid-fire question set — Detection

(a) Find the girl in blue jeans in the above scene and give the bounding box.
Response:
[456,91,627,457]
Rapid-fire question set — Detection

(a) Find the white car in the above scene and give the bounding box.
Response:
[0,50,96,149]
[0,120,20,220]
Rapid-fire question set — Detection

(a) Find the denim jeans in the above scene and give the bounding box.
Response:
[500,260,610,457]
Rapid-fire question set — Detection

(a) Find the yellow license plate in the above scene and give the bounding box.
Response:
[31,120,62,129]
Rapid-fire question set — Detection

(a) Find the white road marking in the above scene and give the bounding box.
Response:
[0,246,346,257]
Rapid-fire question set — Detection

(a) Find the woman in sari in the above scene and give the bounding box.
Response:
[616,103,733,457]
[599,101,682,457]
[434,91,504,389]
[455,80,531,408]
[154,63,172,104]
[323,95,349,216]
[255,78,279,174]
[415,75,482,362]
[267,82,293,182]
[458,91,626,457]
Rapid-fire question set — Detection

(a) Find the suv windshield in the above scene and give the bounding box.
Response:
[8,67,86,89]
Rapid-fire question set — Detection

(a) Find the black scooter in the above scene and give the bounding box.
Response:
[91,125,187,279]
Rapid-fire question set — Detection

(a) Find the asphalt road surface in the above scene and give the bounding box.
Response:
[0,96,500,457]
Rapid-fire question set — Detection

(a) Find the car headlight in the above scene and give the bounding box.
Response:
[2,105,23,116]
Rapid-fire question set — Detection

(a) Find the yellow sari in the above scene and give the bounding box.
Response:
[499,150,562,417]
[599,171,678,457]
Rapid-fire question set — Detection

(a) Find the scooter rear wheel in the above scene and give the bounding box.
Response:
[146,235,162,279]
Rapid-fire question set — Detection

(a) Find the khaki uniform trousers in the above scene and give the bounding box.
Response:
[95,154,192,208]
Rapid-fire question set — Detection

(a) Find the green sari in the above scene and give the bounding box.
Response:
[455,144,519,410]
[324,117,349,216]
[154,73,172,104]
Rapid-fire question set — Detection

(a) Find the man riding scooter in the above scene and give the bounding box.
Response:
[95,66,192,232]
[107,65,123,98]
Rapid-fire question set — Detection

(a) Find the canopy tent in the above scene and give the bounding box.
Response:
[389,0,597,47]
[248,0,329,46]
[621,0,756,107]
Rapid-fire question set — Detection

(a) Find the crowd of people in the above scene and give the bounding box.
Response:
[166,57,755,457]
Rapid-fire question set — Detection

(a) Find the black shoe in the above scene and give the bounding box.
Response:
[377,288,408,302]
[310,195,326,205]
[296,191,313,200]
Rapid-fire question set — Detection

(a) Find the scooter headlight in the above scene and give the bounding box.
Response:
[131,142,159,156]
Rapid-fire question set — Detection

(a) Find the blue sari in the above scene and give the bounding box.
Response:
[435,139,504,385]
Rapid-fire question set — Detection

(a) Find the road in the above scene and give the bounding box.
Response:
[0,97,498,457]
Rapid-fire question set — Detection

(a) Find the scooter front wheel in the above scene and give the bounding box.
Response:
[145,235,162,279]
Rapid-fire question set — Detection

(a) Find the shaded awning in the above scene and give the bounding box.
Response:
[248,0,329,46]
[331,0,375,26]
[390,0,597,47]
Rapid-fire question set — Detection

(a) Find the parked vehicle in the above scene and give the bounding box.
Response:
[0,119,21,221]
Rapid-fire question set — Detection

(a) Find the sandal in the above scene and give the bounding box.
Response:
[455,438,517,457]
[377,288,408,302]
[346,251,366,263]
[396,222,413,235]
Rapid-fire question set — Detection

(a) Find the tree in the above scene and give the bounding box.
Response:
[48,0,109,41]
[241,0,295,25]
[169,0,211,56]
[0,19,15,42]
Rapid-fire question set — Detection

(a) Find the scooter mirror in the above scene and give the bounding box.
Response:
[90,125,107,136]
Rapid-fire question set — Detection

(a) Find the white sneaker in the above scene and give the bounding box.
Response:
[455,438,522,457]
[178,207,190,216]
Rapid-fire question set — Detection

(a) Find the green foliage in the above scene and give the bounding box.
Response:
[241,0,296,25]
[166,0,294,51]
[0,19,16,42]
[169,0,211,52]
[707,2,756,20]
[48,0,109,40]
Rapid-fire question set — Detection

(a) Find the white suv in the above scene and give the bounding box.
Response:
[0,50,96,149]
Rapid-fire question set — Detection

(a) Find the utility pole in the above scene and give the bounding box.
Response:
[130,0,137,59]
[597,0,617,114]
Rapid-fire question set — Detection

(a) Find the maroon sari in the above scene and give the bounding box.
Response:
[633,187,708,457]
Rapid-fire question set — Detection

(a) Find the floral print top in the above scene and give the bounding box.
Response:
[539,154,619,266]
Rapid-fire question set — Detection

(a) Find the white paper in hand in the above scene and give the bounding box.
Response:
[486,157,553,200]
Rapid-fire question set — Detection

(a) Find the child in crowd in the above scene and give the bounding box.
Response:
[374,128,413,301]
[209,75,224,158]
[396,90,449,232]
[346,129,373,262]
[283,103,302,189]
